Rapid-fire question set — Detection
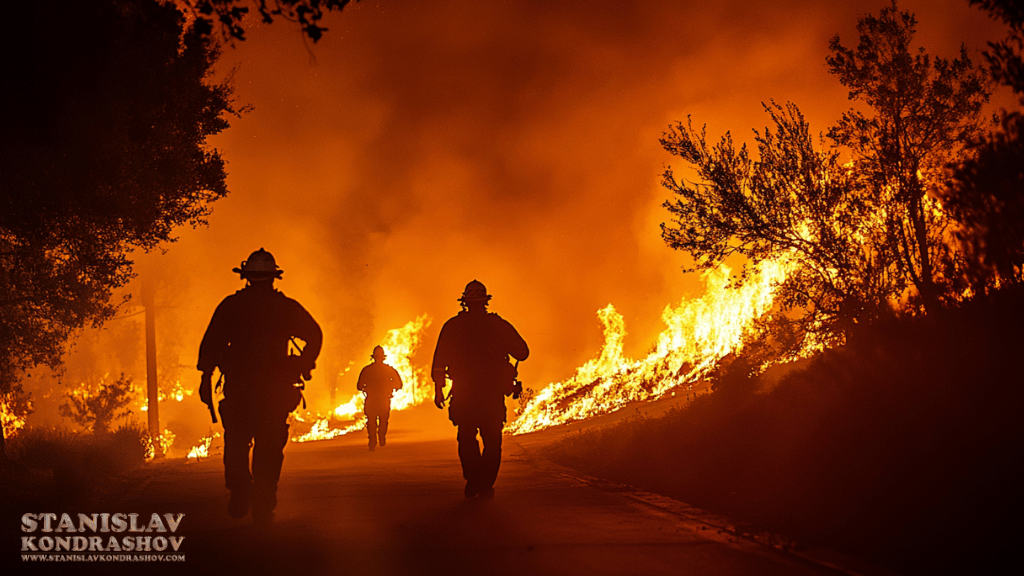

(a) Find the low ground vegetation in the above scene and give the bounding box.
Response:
[550,286,1024,576]
[2,423,149,508]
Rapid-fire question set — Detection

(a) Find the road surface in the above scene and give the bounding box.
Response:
[80,417,855,576]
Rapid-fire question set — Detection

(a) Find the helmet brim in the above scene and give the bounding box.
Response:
[234,267,283,279]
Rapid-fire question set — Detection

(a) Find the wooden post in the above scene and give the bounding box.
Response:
[143,278,160,445]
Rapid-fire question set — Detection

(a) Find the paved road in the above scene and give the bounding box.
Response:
[95,418,846,576]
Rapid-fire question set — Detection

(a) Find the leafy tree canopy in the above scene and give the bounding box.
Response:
[661,103,897,344]
[0,0,237,397]
[946,0,1024,289]
[661,1,991,346]
[179,0,361,42]
[826,1,990,312]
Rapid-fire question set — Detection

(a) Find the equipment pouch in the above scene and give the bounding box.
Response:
[497,360,518,396]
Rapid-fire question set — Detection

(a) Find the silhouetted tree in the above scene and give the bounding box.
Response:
[0,0,237,455]
[661,103,896,345]
[662,2,990,345]
[945,0,1024,290]
[970,0,1024,95]
[826,1,990,313]
[179,0,361,42]
[60,375,136,436]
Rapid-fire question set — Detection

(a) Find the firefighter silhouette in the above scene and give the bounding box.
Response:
[431,280,529,498]
[197,248,322,524]
[357,345,403,450]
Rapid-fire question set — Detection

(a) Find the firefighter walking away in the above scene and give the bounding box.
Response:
[431,280,528,498]
[357,345,403,450]
[197,248,322,524]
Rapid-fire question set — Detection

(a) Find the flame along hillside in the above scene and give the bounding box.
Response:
[507,255,810,435]
[280,252,813,443]
[2,253,807,456]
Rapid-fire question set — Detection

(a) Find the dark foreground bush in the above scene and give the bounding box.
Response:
[550,287,1024,576]
[6,422,148,504]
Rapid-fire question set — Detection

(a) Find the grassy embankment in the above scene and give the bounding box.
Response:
[550,288,1024,576]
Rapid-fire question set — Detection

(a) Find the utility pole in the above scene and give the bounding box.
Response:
[142,277,160,445]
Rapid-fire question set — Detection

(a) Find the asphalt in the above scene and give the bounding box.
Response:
[45,417,865,576]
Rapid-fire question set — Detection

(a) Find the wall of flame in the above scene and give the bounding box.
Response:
[14,0,1011,446]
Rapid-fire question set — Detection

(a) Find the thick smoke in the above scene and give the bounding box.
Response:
[28,0,1008,441]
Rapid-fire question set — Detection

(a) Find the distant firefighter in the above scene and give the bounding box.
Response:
[431,280,529,498]
[357,345,404,450]
[197,248,322,524]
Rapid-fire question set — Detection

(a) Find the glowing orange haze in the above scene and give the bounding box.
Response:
[18,0,1009,446]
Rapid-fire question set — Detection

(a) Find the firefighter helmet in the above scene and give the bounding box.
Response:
[458,280,492,303]
[232,248,283,279]
[372,345,386,360]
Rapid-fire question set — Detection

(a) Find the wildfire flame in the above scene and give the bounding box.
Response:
[291,418,365,443]
[287,255,808,440]
[186,431,220,460]
[291,314,433,442]
[1,397,27,439]
[331,394,363,420]
[506,256,797,435]
[384,314,433,411]
[140,380,194,412]
[144,428,176,461]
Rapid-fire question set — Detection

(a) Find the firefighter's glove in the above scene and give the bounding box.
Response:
[199,372,213,407]
[433,388,446,410]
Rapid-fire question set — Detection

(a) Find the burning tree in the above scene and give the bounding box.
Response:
[0,0,236,455]
[945,0,1024,291]
[826,2,990,313]
[661,2,991,344]
[661,103,897,345]
[1,387,32,441]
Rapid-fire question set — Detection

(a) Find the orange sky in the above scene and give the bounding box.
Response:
[45,0,1012,436]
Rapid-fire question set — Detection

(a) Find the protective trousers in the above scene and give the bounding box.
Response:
[219,398,290,516]
[366,410,391,448]
[456,420,503,490]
